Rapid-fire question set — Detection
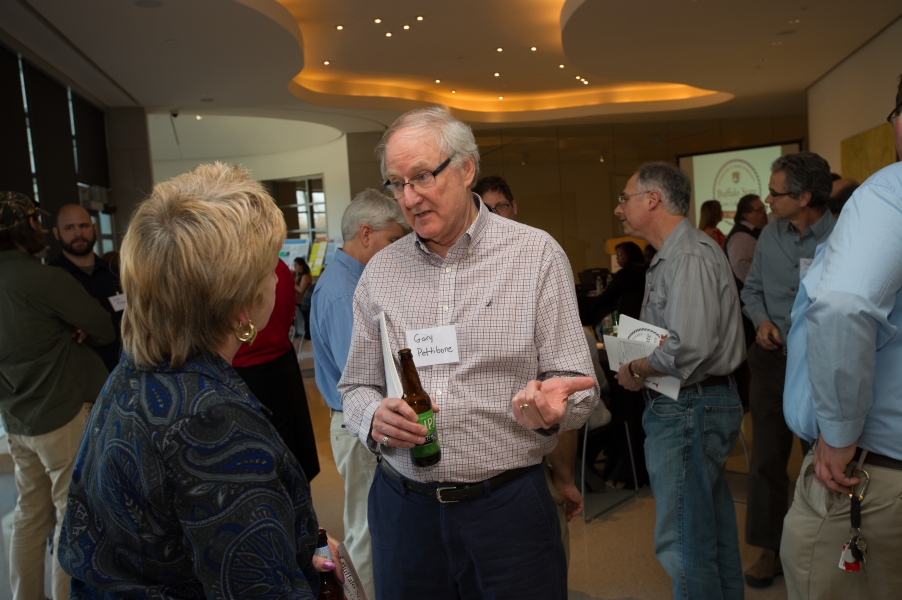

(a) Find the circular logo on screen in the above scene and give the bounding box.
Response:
[713,159,763,202]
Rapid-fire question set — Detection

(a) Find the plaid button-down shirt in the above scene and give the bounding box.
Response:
[339,198,599,483]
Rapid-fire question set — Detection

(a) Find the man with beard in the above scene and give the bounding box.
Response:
[49,204,123,371]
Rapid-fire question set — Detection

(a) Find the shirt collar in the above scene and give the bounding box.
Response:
[776,209,834,238]
[412,194,489,257]
[331,248,364,278]
[652,218,693,264]
[740,219,757,230]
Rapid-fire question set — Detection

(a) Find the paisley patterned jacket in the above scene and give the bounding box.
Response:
[58,353,320,599]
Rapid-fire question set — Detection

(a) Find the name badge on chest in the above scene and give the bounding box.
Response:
[405,325,460,367]
[109,293,126,312]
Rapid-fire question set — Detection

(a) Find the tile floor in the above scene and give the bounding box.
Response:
[0,342,803,599]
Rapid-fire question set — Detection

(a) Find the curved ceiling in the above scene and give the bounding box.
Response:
[266,0,730,122]
[148,114,343,161]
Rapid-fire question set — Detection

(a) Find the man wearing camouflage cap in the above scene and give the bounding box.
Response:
[0,192,114,600]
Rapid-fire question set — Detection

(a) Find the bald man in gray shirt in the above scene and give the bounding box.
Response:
[613,162,746,600]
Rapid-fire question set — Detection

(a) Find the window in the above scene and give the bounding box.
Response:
[268,177,327,242]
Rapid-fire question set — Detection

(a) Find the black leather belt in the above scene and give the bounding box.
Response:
[646,375,733,399]
[853,448,902,471]
[380,459,533,503]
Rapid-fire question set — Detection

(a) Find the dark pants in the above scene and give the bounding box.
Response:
[234,348,320,481]
[369,463,567,600]
[745,343,809,550]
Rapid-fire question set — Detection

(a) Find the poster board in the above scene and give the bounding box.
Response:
[279,239,310,268]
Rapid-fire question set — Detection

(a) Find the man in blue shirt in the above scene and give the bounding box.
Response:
[781,78,902,597]
[739,152,835,588]
[310,189,407,599]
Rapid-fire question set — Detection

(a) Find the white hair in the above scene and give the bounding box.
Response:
[341,189,407,242]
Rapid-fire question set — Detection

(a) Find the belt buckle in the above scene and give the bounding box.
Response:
[435,486,459,503]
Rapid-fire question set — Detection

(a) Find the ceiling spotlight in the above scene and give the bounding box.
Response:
[417,16,424,21]
[336,25,343,30]
[451,90,456,93]
[494,72,500,77]
[559,64,565,68]
[530,46,537,51]
[403,24,410,29]
[497,47,503,52]
[435,79,441,83]
[386,32,392,37]
[374,18,382,23]
[323,60,330,65]
[195,115,202,120]
[583,81,589,85]
[575,76,581,79]
[498,96,503,100]
[599,154,605,163]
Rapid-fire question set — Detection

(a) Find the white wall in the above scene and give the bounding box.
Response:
[808,16,902,172]
[152,135,352,242]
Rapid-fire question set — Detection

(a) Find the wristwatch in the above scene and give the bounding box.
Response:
[628,361,646,383]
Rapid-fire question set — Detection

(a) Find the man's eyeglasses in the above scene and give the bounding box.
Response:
[487,201,513,214]
[888,101,902,126]
[382,156,453,200]
[767,189,795,199]
[617,190,651,206]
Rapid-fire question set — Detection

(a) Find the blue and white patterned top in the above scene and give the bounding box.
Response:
[59,353,320,599]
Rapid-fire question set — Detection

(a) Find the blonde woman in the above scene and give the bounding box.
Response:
[58,163,337,598]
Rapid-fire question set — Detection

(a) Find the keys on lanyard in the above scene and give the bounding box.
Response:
[838,462,870,575]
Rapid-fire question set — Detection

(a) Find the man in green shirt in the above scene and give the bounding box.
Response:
[0,191,114,600]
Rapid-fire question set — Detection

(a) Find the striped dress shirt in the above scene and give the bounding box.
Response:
[339,199,598,483]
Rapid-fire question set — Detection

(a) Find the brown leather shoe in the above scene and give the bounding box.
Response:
[744,549,783,588]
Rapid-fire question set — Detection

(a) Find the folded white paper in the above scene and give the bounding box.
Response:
[604,315,681,400]
[379,311,402,399]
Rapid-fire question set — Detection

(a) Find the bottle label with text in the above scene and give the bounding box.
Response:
[413,409,440,458]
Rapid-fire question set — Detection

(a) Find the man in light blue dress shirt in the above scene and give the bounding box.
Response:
[781,79,902,598]
[310,189,407,599]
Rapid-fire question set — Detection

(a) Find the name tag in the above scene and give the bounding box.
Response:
[405,325,460,367]
[109,293,126,312]
[800,258,813,278]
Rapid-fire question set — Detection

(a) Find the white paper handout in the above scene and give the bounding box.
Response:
[336,542,369,600]
[108,293,126,312]
[603,315,681,400]
[379,311,402,400]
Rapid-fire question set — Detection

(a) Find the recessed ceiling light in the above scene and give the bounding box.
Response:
[559,64,565,69]
[417,16,424,21]
[583,81,589,85]
[336,25,343,30]
[451,90,456,93]
[494,72,500,77]
[403,24,410,29]
[575,76,581,79]
[386,32,392,37]
[323,60,330,65]
[435,79,441,83]
[530,46,537,51]
[497,47,503,52]
[498,96,503,100]
[374,18,381,23]
[195,115,202,120]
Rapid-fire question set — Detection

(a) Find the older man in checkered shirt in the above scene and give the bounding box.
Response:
[338,106,598,600]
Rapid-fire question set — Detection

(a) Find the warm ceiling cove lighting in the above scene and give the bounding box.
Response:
[417,16,424,21]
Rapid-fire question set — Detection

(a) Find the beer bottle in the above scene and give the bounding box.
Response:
[315,528,343,599]
[398,348,441,467]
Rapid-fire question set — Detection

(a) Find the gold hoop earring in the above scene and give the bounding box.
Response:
[235,320,257,346]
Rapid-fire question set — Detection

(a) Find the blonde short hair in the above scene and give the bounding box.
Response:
[121,162,286,367]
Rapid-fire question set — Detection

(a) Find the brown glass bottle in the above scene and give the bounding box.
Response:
[398,348,441,467]
[315,528,343,599]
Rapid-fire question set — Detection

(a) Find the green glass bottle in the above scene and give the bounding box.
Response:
[398,348,441,467]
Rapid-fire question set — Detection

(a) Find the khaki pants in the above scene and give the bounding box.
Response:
[8,403,91,600]
[781,449,902,599]
[331,411,378,600]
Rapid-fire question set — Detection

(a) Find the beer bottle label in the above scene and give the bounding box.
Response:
[413,409,440,458]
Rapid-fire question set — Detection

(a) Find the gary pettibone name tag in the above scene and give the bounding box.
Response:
[405,325,460,367]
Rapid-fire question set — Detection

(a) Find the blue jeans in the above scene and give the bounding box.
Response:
[368,462,567,600]
[643,382,745,600]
